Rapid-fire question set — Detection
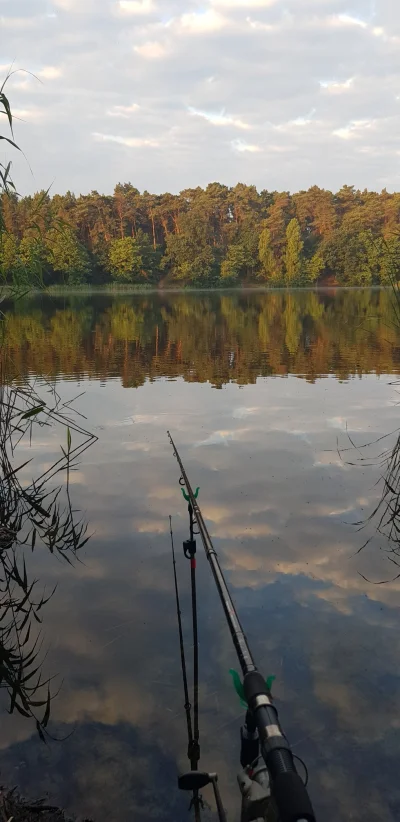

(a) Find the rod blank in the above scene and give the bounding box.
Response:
[168,432,317,822]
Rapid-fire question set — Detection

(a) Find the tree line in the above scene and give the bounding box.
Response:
[4,290,399,387]
[1,183,400,287]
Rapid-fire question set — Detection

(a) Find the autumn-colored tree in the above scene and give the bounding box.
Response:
[285,218,303,284]
[0,233,20,281]
[2,180,400,287]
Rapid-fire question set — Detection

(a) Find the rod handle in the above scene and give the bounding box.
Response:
[272,771,315,822]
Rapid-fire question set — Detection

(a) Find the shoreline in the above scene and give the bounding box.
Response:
[3,284,392,298]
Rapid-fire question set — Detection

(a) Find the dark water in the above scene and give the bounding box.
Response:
[1,288,400,822]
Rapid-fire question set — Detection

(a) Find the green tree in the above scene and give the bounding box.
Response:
[46,226,91,285]
[221,244,247,281]
[161,208,217,283]
[304,252,324,284]
[135,228,161,281]
[285,218,303,284]
[379,236,400,284]
[258,228,278,281]
[109,236,142,282]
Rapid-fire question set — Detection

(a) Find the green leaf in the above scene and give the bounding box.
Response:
[0,91,14,133]
[20,405,45,420]
[0,135,20,151]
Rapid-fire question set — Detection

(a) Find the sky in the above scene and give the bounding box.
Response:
[2,0,400,196]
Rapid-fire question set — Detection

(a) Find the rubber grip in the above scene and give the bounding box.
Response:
[243,671,267,703]
[273,771,316,822]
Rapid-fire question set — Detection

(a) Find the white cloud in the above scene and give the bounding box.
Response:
[231,138,261,152]
[107,103,140,118]
[178,9,227,34]
[0,17,38,29]
[134,41,167,59]
[275,110,317,131]
[265,144,296,152]
[232,407,260,419]
[290,113,316,126]
[333,120,375,140]
[6,0,400,194]
[92,132,158,148]
[195,430,236,447]
[188,107,250,129]
[12,107,43,121]
[53,0,99,8]
[246,16,275,31]
[38,66,62,80]
[118,0,154,13]
[320,77,354,94]
[212,0,277,7]
[330,13,368,29]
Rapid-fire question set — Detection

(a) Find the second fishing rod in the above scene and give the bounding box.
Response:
[168,431,316,822]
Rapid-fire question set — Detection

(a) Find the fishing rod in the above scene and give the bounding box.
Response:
[168,431,316,822]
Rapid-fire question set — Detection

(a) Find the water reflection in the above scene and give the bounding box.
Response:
[3,288,400,385]
[0,290,399,822]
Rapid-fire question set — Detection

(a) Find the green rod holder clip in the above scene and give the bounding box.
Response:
[181,486,199,502]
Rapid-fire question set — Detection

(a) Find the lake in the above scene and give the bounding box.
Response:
[0,288,399,822]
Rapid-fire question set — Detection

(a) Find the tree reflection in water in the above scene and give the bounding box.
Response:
[0,374,96,737]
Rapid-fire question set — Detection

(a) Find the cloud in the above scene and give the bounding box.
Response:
[6,0,400,194]
[231,138,261,152]
[195,429,237,447]
[135,518,169,533]
[178,9,227,34]
[333,120,375,140]
[188,107,250,129]
[106,103,140,117]
[134,41,167,59]
[117,0,155,13]
[232,407,260,419]
[0,16,38,29]
[274,110,318,131]
[211,0,277,6]
[92,132,158,147]
[38,66,62,80]
[52,0,99,8]
[328,13,368,29]
[246,16,275,31]
[320,77,354,93]
[12,107,43,121]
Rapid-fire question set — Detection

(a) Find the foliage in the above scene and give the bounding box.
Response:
[0,378,96,736]
[258,227,278,281]
[0,75,97,740]
[1,181,400,287]
[221,244,247,281]
[109,236,142,282]
[285,218,303,284]
[4,289,399,389]
[46,225,90,285]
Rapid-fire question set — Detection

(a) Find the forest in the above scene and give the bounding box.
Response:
[1,183,400,288]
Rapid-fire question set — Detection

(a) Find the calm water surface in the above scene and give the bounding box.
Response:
[1,289,400,822]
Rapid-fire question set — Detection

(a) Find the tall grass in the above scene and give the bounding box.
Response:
[0,74,97,736]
